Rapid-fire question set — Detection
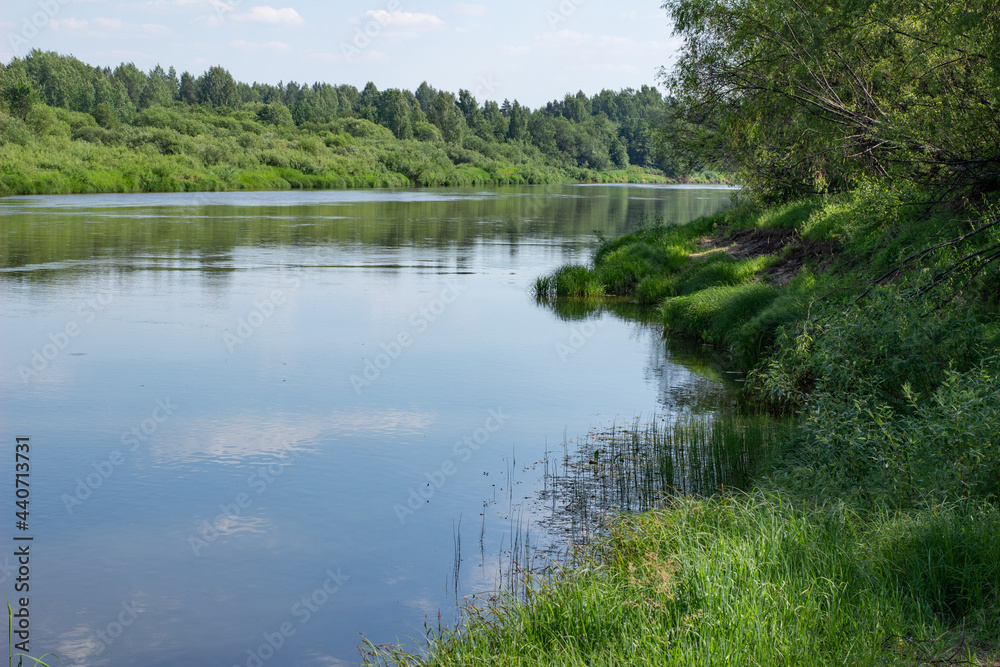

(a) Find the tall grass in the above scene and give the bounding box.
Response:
[547,414,786,541]
[365,494,1000,666]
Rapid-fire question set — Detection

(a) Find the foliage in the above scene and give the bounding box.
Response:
[0,50,718,195]
[660,0,1000,202]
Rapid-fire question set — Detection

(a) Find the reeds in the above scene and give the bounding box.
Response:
[544,413,785,545]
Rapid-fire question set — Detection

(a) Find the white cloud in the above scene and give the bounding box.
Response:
[49,17,91,30]
[232,6,305,26]
[453,3,487,17]
[230,39,291,53]
[363,10,444,29]
[140,22,173,35]
[504,45,530,56]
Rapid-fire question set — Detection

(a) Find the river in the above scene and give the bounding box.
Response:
[0,184,735,666]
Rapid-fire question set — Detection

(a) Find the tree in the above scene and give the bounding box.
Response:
[139,65,176,109]
[562,92,589,122]
[482,101,507,142]
[358,81,379,121]
[428,90,465,143]
[507,100,528,141]
[457,89,485,135]
[660,0,1000,200]
[415,81,436,114]
[178,72,197,104]
[377,88,413,139]
[113,62,146,107]
[90,102,118,128]
[197,66,238,107]
[1,79,35,120]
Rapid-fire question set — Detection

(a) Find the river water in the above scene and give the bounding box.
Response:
[0,184,735,666]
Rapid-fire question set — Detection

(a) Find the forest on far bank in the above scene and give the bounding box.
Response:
[0,50,723,195]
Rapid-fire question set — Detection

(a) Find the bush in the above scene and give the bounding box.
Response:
[298,136,322,155]
[0,113,33,145]
[25,104,66,136]
[801,356,1000,505]
[256,103,293,128]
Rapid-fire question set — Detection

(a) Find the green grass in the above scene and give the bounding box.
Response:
[366,493,1000,666]
[553,265,605,298]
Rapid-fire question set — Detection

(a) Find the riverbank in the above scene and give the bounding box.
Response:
[0,113,688,196]
[366,189,1000,665]
[0,52,728,197]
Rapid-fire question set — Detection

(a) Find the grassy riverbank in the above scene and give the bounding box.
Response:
[366,189,1000,665]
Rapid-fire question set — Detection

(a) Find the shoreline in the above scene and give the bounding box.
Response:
[366,191,1000,666]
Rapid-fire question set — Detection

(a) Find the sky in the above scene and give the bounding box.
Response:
[0,0,682,109]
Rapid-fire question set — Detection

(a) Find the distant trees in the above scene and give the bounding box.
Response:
[197,66,238,107]
[377,89,413,140]
[178,72,197,105]
[1,78,34,119]
[0,49,686,176]
[140,65,178,109]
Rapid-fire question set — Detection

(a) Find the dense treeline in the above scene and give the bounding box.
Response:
[0,50,716,195]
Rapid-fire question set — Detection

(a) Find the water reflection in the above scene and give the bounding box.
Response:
[0,185,738,665]
[0,185,735,275]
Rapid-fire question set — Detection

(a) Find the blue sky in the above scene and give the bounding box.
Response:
[1,0,681,108]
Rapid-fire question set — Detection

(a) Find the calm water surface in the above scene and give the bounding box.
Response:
[0,185,735,666]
